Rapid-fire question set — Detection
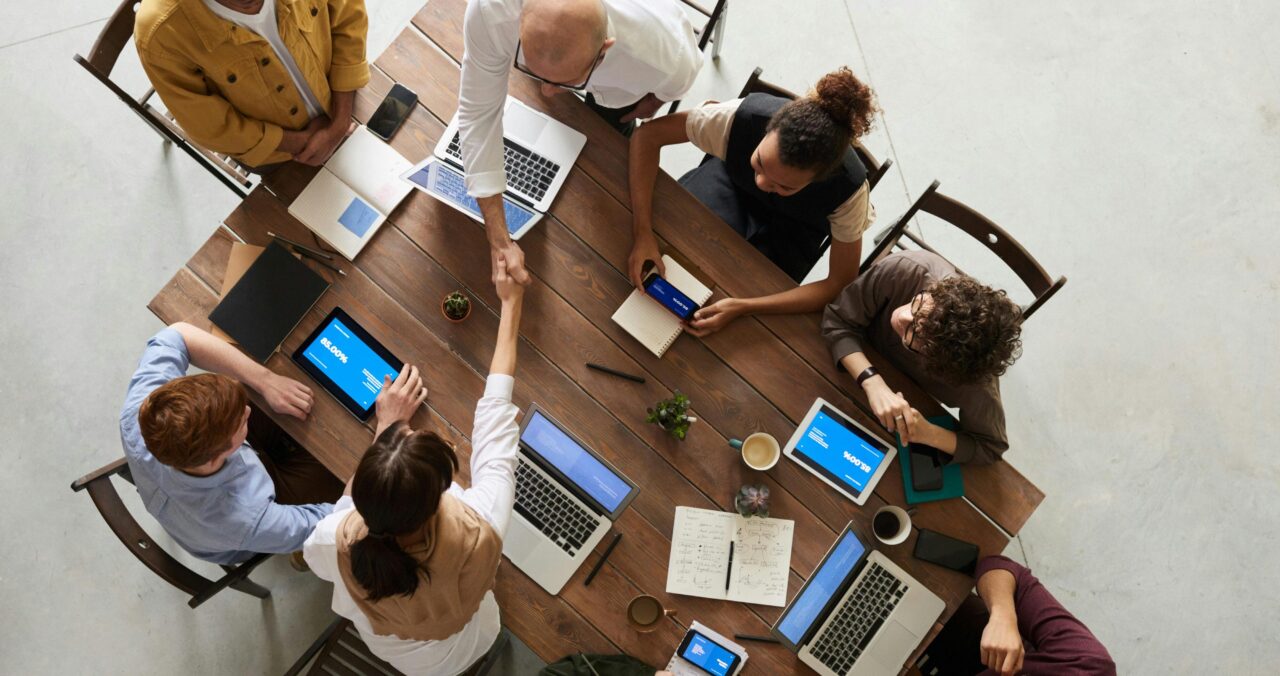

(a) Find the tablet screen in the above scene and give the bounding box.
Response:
[294,309,402,418]
[791,406,889,496]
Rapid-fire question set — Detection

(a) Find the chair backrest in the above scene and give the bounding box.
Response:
[736,67,893,191]
[679,0,729,51]
[861,180,1067,321]
[70,458,270,608]
[81,0,140,77]
[285,618,404,676]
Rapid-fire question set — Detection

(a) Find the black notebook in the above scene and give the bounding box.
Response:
[209,241,330,362]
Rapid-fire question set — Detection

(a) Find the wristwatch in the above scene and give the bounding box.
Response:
[855,366,879,387]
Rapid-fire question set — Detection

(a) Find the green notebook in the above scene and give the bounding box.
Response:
[898,415,964,504]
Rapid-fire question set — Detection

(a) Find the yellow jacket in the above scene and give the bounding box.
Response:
[135,0,369,167]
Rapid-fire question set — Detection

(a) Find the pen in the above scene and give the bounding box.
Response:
[586,362,646,384]
[269,231,335,260]
[293,246,347,276]
[724,541,734,592]
[734,634,781,644]
[583,533,622,586]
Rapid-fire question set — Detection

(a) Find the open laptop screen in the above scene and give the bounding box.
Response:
[521,410,631,513]
[774,526,867,648]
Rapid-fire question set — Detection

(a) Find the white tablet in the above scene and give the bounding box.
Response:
[782,398,896,506]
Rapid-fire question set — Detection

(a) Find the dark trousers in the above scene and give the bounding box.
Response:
[919,557,1116,676]
[246,407,343,506]
[584,94,638,137]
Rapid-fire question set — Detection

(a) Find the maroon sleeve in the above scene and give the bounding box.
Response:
[976,556,1117,676]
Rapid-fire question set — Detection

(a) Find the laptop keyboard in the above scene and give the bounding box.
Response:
[446,132,559,202]
[514,457,600,556]
[810,562,908,675]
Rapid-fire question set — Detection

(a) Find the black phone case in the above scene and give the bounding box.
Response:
[913,529,979,576]
[909,446,945,491]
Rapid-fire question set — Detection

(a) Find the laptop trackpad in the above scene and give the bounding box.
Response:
[505,108,548,146]
[870,622,918,667]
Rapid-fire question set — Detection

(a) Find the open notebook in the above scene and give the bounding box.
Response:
[611,255,713,358]
[665,507,794,607]
[288,126,413,260]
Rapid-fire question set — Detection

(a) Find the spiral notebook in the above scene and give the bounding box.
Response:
[611,255,713,357]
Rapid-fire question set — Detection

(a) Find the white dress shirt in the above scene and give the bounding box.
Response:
[201,0,325,118]
[303,374,520,675]
[458,0,703,197]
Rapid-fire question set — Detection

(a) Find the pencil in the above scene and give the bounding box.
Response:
[734,634,781,644]
[268,231,335,260]
[293,246,347,276]
[586,362,645,383]
[583,533,622,586]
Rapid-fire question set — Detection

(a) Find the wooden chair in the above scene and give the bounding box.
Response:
[73,0,253,197]
[284,618,510,676]
[70,458,272,609]
[666,0,729,114]
[737,67,894,191]
[861,180,1067,321]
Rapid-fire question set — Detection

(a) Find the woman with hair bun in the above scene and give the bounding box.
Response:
[304,259,527,674]
[627,66,881,335]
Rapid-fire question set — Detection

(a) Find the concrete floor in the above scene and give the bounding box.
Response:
[2,0,1277,673]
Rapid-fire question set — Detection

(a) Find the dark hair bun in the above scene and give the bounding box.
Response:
[813,67,878,138]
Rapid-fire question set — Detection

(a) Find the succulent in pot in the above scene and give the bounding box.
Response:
[735,484,771,518]
[442,291,471,322]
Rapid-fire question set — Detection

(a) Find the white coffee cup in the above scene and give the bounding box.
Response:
[872,505,912,546]
[729,433,781,471]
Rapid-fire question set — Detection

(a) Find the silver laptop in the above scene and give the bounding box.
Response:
[409,97,586,240]
[771,522,944,676]
[504,404,639,595]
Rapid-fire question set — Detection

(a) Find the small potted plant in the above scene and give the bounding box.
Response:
[735,484,771,518]
[646,391,696,440]
[441,290,471,323]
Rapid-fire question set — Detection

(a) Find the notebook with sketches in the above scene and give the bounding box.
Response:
[665,621,748,676]
[611,255,713,358]
[288,126,413,260]
[666,506,794,607]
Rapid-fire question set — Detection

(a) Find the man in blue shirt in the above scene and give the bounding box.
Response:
[119,322,341,564]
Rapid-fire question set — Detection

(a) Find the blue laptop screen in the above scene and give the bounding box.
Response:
[792,406,889,495]
[776,528,866,645]
[299,316,398,411]
[521,411,630,512]
[405,161,535,235]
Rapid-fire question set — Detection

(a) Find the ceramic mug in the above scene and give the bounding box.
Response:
[872,505,912,546]
[728,432,781,471]
[627,594,676,633]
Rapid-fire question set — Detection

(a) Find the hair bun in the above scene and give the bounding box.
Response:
[813,66,879,138]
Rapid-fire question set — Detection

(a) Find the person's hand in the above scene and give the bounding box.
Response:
[374,364,428,434]
[492,240,531,286]
[493,252,526,304]
[685,298,743,337]
[865,380,916,442]
[628,230,664,288]
[620,93,665,123]
[257,372,314,420]
[980,609,1025,676]
[295,119,355,166]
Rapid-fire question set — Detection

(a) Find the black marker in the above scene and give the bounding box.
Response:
[268,231,335,260]
[586,362,645,384]
[724,541,734,592]
[734,634,781,644]
[583,533,622,586]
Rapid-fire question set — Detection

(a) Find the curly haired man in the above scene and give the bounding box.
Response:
[821,251,1024,464]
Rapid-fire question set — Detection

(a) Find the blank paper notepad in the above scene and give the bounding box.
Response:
[611,255,713,358]
[665,506,794,607]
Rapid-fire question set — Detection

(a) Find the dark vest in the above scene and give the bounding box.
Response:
[724,93,868,228]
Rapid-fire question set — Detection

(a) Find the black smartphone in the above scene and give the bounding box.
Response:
[676,628,743,676]
[913,528,980,576]
[368,84,417,141]
[642,266,701,321]
[909,443,945,491]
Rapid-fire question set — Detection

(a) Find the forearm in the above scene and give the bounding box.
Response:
[628,127,661,236]
[918,424,958,454]
[977,568,1019,620]
[328,90,355,125]
[489,297,523,376]
[735,279,844,317]
[478,196,511,250]
[278,129,310,155]
[169,322,271,392]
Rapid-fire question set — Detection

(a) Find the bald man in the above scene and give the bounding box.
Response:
[459,0,703,284]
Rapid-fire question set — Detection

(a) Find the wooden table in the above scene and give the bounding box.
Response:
[148,0,1042,671]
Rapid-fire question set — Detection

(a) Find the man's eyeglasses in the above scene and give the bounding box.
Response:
[904,293,927,354]
[512,39,606,92]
